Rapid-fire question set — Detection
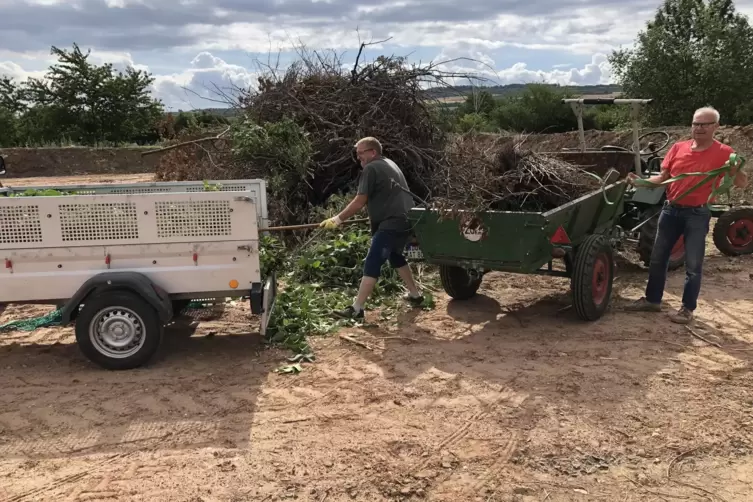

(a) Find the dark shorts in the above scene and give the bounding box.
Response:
[363,229,410,278]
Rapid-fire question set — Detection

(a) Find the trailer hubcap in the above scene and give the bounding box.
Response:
[90,308,145,358]
[727,219,753,248]
[592,254,609,305]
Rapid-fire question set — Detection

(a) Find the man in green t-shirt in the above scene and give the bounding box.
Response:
[319,136,423,319]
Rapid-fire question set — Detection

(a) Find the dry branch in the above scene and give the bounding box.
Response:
[430,134,602,215]
[142,127,231,156]
[154,43,478,226]
[152,41,596,226]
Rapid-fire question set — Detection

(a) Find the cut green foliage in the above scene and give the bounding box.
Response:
[5,188,74,197]
[0,181,221,198]
[259,228,437,369]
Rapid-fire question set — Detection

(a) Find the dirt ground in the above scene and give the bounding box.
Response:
[1,175,753,502]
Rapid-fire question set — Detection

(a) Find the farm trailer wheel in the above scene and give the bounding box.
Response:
[439,265,483,300]
[75,290,164,370]
[638,213,685,271]
[713,206,753,256]
[571,234,614,321]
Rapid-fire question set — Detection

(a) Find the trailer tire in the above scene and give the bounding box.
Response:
[75,290,163,370]
[713,207,753,256]
[440,265,482,300]
[571,234,613,321]
[638,214,685,271]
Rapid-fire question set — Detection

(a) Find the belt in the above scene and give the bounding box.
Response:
[666,200,705,209]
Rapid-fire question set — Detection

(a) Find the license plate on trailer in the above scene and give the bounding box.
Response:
[405,244,424,260]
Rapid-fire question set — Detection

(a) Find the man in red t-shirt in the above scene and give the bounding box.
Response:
[626,106,747,324]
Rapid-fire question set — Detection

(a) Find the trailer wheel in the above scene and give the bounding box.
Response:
[638,214,685,271]
[75,290,163,370]
[440,265,482,300]
[571,234,614,321]
[713,207,753,256]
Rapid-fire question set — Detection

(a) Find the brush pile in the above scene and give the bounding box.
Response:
[152,43,604,224]
[430,135,602,214]
[154,44,468,227]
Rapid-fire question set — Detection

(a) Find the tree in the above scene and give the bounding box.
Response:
[609,0,753,126]
[0,43,165,145]
[491,84,589,133]
[459,89,497,117]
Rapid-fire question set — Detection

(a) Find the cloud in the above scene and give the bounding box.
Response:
[1,47,614,110]
[2,0,752,109]
[0,61,45,82]
[0,0,724,55]
[434,48,612,87]
[152,52,259,110]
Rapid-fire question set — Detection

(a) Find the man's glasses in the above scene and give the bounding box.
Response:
[692,121,716,128]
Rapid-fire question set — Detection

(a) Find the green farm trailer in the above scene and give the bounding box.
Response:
[406,97,752,322]
[407,173,629,321]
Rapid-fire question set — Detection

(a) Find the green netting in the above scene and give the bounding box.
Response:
[0,309,63,332]
[0,301,212,333]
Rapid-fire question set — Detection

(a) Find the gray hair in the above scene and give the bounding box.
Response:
[694,106,720,123]
[355,137,383,155]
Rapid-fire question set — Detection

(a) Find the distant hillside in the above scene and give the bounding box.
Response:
[424,84,622,101]
[189,84,622,115]
[190,107,240,118]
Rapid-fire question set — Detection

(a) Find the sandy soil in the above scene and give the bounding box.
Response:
[1,176,753,502]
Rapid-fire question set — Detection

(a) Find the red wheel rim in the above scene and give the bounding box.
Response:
[591,253,609,305]
[726,219,753,249]
[670,236,685,262]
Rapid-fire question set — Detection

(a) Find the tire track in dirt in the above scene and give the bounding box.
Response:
[416,387,527,472]
[2,452,135,502]
[470,431,520,494]
[0,374,261,459]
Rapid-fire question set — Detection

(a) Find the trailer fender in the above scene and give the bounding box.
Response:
[61,272,173,325]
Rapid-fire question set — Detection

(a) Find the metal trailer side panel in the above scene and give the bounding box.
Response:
[409,181,628,274]
[0,191,261,303]
[0,179,269,229]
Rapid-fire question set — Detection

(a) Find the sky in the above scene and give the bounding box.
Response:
[2,0,753,111]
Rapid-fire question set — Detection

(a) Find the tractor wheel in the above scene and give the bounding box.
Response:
[713,207,753,256]
[571,234,614,321]
[638,214,685,271]
[439,265,482,300]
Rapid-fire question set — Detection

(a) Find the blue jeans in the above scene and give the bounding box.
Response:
[363,230,409,278]
[645,203,711,311]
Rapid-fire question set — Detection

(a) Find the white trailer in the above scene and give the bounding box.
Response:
[0,174,276,370]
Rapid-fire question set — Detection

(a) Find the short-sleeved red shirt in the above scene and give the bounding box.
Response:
[661,139,735,206]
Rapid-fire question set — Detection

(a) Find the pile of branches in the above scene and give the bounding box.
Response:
[431,134,602,214]
[155,40,471,226]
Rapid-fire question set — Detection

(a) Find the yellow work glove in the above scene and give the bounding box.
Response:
[319,215,342,230]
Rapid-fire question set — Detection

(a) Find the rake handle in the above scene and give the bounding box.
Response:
[260,218,369,232]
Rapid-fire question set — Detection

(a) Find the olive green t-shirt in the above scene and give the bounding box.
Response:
[357,157,414,232]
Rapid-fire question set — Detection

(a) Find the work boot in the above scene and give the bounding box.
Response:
[332,305,364,320]
[670,306,693,324]
[624,297,662,312]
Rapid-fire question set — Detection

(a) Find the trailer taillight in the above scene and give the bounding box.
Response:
[550,226,571,245]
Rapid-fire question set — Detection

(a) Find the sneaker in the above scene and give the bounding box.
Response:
[403,292,424,306]
[624,297,662,312]
[670,306,693,324]
[332,305,365,320]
